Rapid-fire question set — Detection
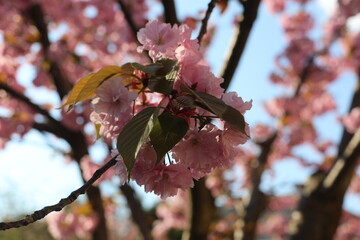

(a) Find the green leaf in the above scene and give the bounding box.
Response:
[147,76,174,94]
[180,83,247,135]
[132,59,179,94]
[180,83,227,114]
[153,59,178,77]
[173,95,196,108]
[221,105,247,135]
[148,59,178,94]
[131,62,163,76]
[116,107,159,177]
[150,112,189,163]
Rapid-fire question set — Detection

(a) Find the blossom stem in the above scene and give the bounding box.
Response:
[197,0,219,46]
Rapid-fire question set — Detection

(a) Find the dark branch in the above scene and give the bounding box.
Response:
[116,0,152,62]
[337,76,360,156]
[319,75,360,195]
[288,70,360,240]
[220,0,261,90]
[26,3,72,100]
[27,4,50,49]
[0,83,53,121]
[0,157,117,231]
[120,184,152,240]
[197,0,219,46]
[0,83,78,147]
[188,178,216,240]
[234,134,277,240]
[161,0,178,25]
[116,0,140,38]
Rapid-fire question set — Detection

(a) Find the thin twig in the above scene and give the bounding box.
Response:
[197,0,219,46]
[0,157,117,231]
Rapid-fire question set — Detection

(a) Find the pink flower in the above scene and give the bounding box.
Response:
[288,122,316,145]
[252,124,274,142]
[142,163,194,199]
[281,11,314,41]
[342,107,360,133]
[172,124,224,174]
[222,123,250,146]
[283,37,315,73]
[264,0,285,13]
[137,20,180,60]
[268,195,299,211]
[131,145,158,185]
[90,77,137,139]
[175,63,224,98]
[46,210,98,239]
[130,145,194,198]
[264,98,286,117]
[339,0,360,17]
[93,77,137,120]
[222,91,252,114]
[111,149,127,185]
[80,155,115,186]
[152,192,189,238]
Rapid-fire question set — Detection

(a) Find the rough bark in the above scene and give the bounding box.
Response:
[188,178,216,240]
[288,77,360,240]
[121,184,152,240]
[234,135,276,240]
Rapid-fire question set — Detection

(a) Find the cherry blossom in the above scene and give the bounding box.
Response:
[172,124,224,175]
[90,77,137,139]
[137,20,180,60]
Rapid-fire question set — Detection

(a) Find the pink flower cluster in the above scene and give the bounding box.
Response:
[138,20,224,97]
[90,20,252,198]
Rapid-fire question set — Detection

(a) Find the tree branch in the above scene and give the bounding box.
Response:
[220,0,261,90]
[188,178,216,240]
[234,134,276,240]
[0,82,109,240]
[337,76,360,156]
[0,83,55,122]
[288,74,360,240]
[116,0,140,39]
[0,83,80,149]
[120,184,152,240]
[0,157,117,231]
[161,0,178,25]
[197,0,219,46]
[26,3,72,100]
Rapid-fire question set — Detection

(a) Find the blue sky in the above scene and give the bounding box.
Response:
[1,0,359,219]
